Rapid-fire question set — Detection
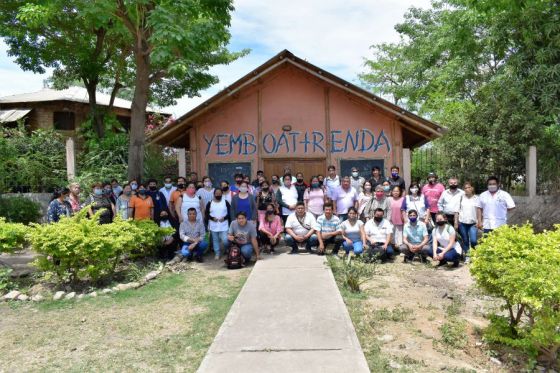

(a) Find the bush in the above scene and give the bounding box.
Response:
[29,209,173,284]
[0,196,42,224]
[0,217,28,254]
[328,256,377,293]
[470,224,560,368]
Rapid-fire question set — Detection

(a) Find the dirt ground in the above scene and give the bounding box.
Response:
[339,256,526,373]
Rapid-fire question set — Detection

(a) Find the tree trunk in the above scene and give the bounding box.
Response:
[127,52,150,182]
[84,82,105,138]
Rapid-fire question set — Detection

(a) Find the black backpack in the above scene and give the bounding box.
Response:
[225,244,244,269]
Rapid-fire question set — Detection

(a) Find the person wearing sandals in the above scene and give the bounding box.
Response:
[339,207,366,257]
[258,203,283,254]
[422,212,461,267]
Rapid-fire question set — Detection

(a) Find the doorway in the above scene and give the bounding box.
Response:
[263,158,327,181]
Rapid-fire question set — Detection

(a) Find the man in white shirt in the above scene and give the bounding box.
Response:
[477,176,515,233]
[159,176,176,205]
[325,165,340,201]
[350,167,365,194]
[285,202,318,254]
[364,207,394,261]
[276,174,299,224]
[332,176,358,221]
[437,177,464,226]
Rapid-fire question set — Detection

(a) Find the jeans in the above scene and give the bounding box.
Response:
[367,242,394,261]
[422,246,460,264]
[320,235,343,253]
[210,230,229,256]
[285,234,318,252]
[181,240,208,258]
[458,223,477,256]
[342,240,363,255]
[239,243,254,261]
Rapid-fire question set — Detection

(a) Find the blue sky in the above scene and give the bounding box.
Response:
[0,0,430,117]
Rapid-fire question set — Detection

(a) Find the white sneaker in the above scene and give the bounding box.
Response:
[214,254,220,260]
[464,256,471,264]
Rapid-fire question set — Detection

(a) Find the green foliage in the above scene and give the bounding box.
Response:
[0,196,42,224]
[0,218,28,254]
[0,126,67,193]
[0,267,14,293]
[328,256,377,293]
[29,209,173,284]
[436,318,468,352]
[470,224,560,367]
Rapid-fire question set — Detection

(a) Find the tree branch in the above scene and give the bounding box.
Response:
[149,70,166,84]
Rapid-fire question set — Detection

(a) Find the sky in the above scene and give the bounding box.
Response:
[0,0,431,118]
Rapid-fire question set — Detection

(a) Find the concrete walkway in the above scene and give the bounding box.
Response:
[197,253,370,373]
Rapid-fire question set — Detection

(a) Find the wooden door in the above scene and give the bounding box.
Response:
[263,158,326,181]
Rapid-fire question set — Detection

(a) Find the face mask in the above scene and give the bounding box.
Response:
[239,186,248,193]
[204,181,212,188]
[297,178,303,183]
[391,172,398,178]
[409,217,417,223]
[374,216,383,223]
[94,188,103,196]
[449,185,458,190]
[149,186,157,191]
[436,220,446,226]
[235,179,242,185]
[124,191,132,196]
[160,215,168,221]
[262,187,269,192]
[383,186,390,192]
[352,172,359,178]
[488,185,498,192]
[311,183,319,188]
[164,183,172,189]
[428,179,435,185]
[177,183,185,189]
[221,186,229,192]
[375,192,384,199]
[103,189,111,195]
[130,183,138,190]
[186,187,196,195]
[138,189,146,196]
[112,186,122,195]
[410,188,418,194]
[318,180,324,186]
[215,195,222,201]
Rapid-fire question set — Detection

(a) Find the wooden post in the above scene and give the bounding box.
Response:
[526,145,537,197]
[178,148,187,177]
[403,148,411,189]
[65,137,76,181]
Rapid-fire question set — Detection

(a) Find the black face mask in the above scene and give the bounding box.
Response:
[215,195,222,201]
[160,216,168,221]
[138,190,146,196]
[449,185,458,190]
[262,187,269,192]
[177,184,185,189]
[436,221,446,226]
[374,216,383,223]
[149,186,157,191]
[297,178,303,183]
[221,186,229,192]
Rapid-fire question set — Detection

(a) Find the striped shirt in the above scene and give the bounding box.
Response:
[196,187,215,206]
[179,220,206,242]
[314,214,341,233]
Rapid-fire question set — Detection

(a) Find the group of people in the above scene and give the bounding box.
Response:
[46,165,516,267]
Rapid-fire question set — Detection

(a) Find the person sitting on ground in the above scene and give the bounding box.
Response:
[68,182,81,213]
[47,187,72,223]
[205,188,233,260]
[364,208,394,261]
[159,210,177,261]
[285,201,318,254]
[332,175,358,221]
[258,203,283,254]
[116,183,133,219]
[315,202,342,256]
[422,212,461,267]
[85,182,116,224]
[228,212,260,263]
[178,208,207,262]
[231,181,257,223]
[400,209,430,263]
[339,207,366,257]
[362,185,390,220]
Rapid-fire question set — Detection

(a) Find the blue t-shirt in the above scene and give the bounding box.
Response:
[403,222,428,244]
[236,196,252,218]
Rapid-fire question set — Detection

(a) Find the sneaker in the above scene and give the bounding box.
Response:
[437,261,447,267]
[452,261,460,268]
[464,256,471,264]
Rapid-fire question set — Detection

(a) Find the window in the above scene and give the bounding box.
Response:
[53,111,75,131]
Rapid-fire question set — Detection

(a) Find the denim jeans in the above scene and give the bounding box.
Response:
[458,223,477,256]
[422,246,460,264]
[210,230,229,256]
[239,243,254,261]
[285,234,318,252]
[342,240,363,255]
[367,242,394,261]
[181,240,208,258]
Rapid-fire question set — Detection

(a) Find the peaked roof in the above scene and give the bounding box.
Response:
[0,86,167,114]
[150,49,445,147]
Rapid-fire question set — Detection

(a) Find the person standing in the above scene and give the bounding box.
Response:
[159,176,176,206]
[303,176,327,218]
[68,182,82,214]
[85,182,116,224]
[284,202,318,254]
[388,166,406,190]
[362,185,390,220]
[421,172,445,222]
[325,165,340,200]
[388,186,406,247]
[350,167,365,194]
[228,212,260,263]
[339,207,366,256]
[196,176,215,206]
[116,183,133,219]
[401,183,430,225]
[369,166,385,189]
[357,180,373,221]
[331,176,358,221]
[455,182,479,263]
[315,203,343,256]
[220,181,234,204]
[476,176,515,234]
[251,170,265,189]
[147,178,168,224]
[364,208,394,261]
[400,209,430,262]
[294,172,308,203]
[128,184,154,221]
[179,208,207,262]
[230,173,244,193]
[231,181,257,223]
[437,177,464,226]
[169,176,186,221]
[46,187,72,223]
[111,179,123,198]
[205,188,233,260]
[176,182,205,224]
[276,174,299,224]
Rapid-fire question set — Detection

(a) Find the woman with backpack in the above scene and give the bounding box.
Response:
[205,188,233,260]
[422,212,461,267]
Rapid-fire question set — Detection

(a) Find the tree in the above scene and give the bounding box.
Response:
[92,0,247,181]
[361,0,560,189]
[0,0,131,138]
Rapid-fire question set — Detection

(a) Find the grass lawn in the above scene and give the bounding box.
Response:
[0,265,250,372]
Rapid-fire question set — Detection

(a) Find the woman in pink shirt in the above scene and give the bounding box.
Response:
[304,176,327,218]
[388,186,406,246]
[421,172,445,222]
[258,203,284,253]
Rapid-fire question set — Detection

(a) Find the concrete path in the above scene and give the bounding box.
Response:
[197,253,370,373]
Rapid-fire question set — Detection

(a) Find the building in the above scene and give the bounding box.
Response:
[150,50,445,186]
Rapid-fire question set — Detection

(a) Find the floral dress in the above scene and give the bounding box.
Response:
[47,199,71,223]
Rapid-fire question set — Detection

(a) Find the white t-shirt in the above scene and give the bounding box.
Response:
[325,175,340,199]
[332,186,358,215]
[364,218,393,243]
[340,220,364,242]
[437,189,465,215]
[458,195,479,224]
[285,212,317,237]
[208,199,229,232]
[432,224,461,254]
[279,185,299,216]
[477,190,515,229]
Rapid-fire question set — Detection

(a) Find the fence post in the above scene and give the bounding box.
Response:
[178,148,187,177]
[65,137,76,181]
[403,148,411,189]
[526,145,537,197]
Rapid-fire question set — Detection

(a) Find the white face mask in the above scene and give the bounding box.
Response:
[352,172,359,178]
[410,188,418,195]
[488,185,498,192]
[239,186,248,193]
[164,183,172,189]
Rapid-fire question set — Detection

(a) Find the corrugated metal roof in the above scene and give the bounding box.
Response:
[0,86,167,114]
[0,109,31,123]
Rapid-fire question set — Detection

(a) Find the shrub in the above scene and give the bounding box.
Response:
[470,224,560,368]
[0,196,42,224]
[329,256,377,293]
[30,209,173,284]
[0,217,28,253]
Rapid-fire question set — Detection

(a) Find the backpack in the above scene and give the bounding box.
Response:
[225,244,244,269]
